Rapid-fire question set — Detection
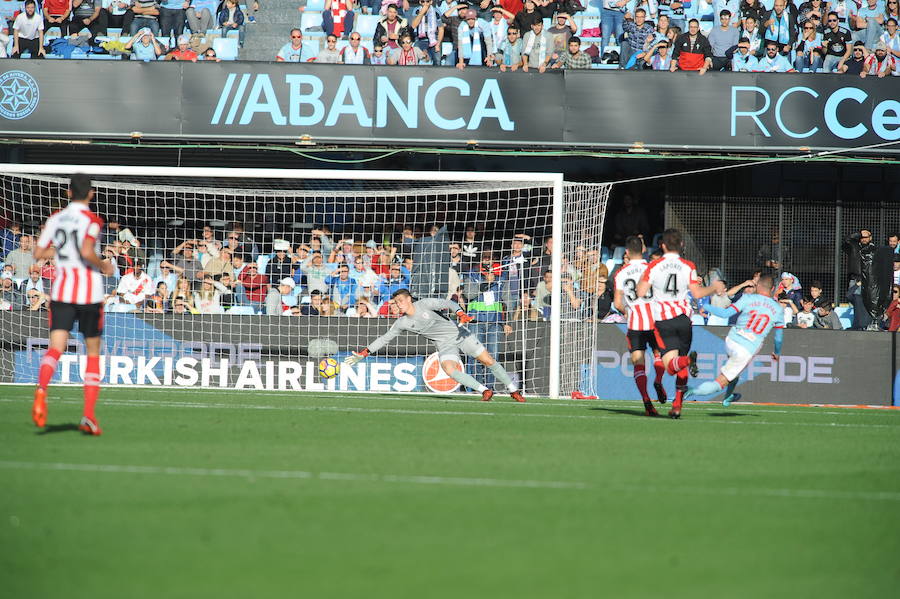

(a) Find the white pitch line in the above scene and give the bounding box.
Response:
[0,396,896,429]
[2,386,892,416]
[2,460,899,502]
[0,460,586,490]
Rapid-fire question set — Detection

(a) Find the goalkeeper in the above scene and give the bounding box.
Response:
[345,289,525,402]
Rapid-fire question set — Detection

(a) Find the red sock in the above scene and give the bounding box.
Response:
[674,371,688,407]
[654,357,665,384]
[633,364,650,401]
[83,355,101,421]
[666,356,690,375]
[38,348,62,389]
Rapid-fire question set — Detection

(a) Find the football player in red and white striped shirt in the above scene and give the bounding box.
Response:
[636,229,724,419]
[32,174,116,436]
[613,236,666,416]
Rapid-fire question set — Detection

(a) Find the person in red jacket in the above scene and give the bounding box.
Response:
[237,261,269,313]
[885,285,900,332]
[670,18,712,73]
[43,0,72,36]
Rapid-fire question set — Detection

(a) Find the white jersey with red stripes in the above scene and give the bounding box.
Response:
[613,259,654,331]
[36,202,105,305]
[640,252,699,321]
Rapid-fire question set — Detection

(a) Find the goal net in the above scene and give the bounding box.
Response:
[0,166,611,399]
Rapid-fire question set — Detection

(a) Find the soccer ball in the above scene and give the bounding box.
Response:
[318,357,340,380]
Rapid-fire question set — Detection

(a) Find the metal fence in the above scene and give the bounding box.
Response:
[665,197,899,303]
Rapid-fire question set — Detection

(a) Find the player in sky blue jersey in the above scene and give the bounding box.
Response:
[685,274,785,406]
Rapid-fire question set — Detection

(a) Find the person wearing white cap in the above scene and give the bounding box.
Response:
[266,277,299,315]
[165,33,198,60]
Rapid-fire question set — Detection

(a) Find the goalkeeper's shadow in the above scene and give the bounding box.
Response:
[36,423,82,435]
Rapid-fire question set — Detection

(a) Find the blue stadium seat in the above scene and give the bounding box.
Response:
[612,246,626,262]
[301,10,325,36]
[583,0,601,14]
[212,37,239,60]
[355,14,378,39]
[306,0,326,11]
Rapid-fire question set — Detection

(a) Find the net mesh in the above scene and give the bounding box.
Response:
[0,170,611,398]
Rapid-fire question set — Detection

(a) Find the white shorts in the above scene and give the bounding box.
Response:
[437,335,486,361]
[721,337,756,382]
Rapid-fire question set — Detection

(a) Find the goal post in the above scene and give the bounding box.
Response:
[0,164,611,399]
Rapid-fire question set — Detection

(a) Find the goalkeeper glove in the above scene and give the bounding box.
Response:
[344,348,369,366]
[456,310,474,324]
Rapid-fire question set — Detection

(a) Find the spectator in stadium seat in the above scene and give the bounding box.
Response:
[775,272,803,306]
[165,33,199,59]
[883,18,900,76]
[186,0,214,34]
[217,0,244,46]
[125,26,164,57]
[348,298,377,317]
[113,260,153,311]
[762,0,797,56]
[455,8,488,68]
[547,11,576,55]
[0,276,24,310]
[854,0,884,48]
[814,301,843,329]
[601,0,628,49]
[376,263,409,301]
[323,0,355,39]
[794,296,816,328]
[276,28,316,61]
[756,229,783,277]
[144,281,171,313]
[203,247,232,279]
[512,0,542,41]
[794,20,823,71]
[755,39,796,69]
[481,6,510,65]
[12,0,44,58]
[171,296,198,314]
[463,267,512,389]
[375,3,409,52]
[458,226,483,273]
[494,24,525,69]
[522,17,554,71]
[410,0,442,65]
[194,275,231,314]
[861,41,895,76]
[731,36,758,69]
[341,31,371,63]
[838,40,867,72]
[158,0,186,42]
[236,261,269,313]
[42,0,72,36]
[326,265,359,313]
[737,15,764,56]
[670,18,713,72]
[370,42,387,62]
[708,10,739,69]
[315,33,343,61]
[884,285,900,331]
[165,240,203,281]
[822,11,853,71]
[737,0,765,29]
[4,234,34,278]
[298,252,330,294]
[71,0,106,40]
[0,222,19,260]
[349,255,381,288]
[19,265,45,297]
[301,289,325,316]
[130,0,160,35]
[620,8,655,68]
[267,240,296,281]
[265,277,297,315]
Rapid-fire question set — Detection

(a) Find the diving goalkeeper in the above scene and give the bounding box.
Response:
[344,289,525,402]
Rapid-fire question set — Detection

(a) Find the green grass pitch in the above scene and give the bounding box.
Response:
[1,385,899,598]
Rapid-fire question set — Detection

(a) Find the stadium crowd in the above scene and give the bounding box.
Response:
[2,218,898,331]
[1,0,897,73]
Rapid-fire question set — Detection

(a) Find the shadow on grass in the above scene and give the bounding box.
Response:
[706,411,756,418]
[37,423,81,435]
[589,407,651,417]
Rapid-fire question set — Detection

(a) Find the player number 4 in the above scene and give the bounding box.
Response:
[664,273,679,296]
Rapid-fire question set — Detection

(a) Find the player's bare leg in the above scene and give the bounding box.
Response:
[475,350,524,402]
[440,359,493,401]
[630,349,657,416]
[78,336,103,436]
[685,373,741,405]
[33,329,69,428]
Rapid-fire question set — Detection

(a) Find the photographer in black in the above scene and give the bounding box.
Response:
[842,228,893,331]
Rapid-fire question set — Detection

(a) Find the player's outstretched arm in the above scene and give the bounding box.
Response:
[704,303,738,319]
[688,279,726,300]
[344,348,369,366]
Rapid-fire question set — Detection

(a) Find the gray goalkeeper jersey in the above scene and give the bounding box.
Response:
[367,298,467,353]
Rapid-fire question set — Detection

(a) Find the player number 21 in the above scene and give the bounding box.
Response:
[745,310,770,334]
